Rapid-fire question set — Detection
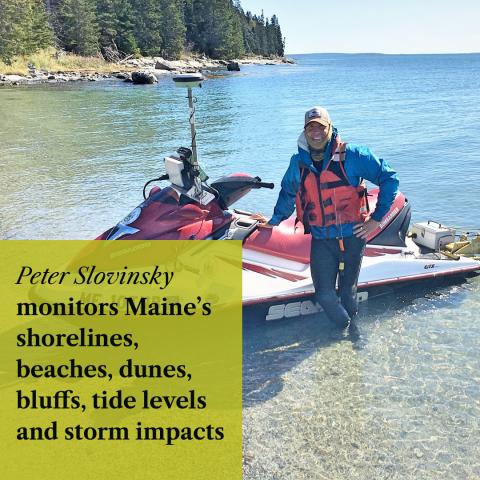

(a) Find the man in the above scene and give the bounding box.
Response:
[258,106,399,328]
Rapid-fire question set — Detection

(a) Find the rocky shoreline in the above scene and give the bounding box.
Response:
[0,55,295,86]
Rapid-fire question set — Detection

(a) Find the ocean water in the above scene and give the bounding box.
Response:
[1,54,480,478]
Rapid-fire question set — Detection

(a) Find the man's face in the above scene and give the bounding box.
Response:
[305,121,329,142]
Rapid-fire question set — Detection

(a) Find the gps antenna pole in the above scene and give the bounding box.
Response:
[172,73,204,168]
[187,87,198,166]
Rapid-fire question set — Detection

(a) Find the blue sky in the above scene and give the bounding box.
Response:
[239,0,480,54]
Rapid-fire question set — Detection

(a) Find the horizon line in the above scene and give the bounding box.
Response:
[286,51,480,56]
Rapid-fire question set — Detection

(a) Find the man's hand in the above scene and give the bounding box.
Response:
[250,214,274,229]
[353,218,380,240]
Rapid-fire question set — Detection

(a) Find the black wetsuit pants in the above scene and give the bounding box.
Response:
[310,235,366,328]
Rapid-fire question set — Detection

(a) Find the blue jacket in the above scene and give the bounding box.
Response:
[269,129,399,239]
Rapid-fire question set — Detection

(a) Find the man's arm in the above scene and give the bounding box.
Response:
[268,155,302,226]
[349,145,399,239]
[351,145,399,221]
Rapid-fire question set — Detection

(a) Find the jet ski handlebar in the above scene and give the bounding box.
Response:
[254,181,275,189]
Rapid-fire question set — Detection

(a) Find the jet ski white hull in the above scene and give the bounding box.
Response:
[242,237,479,320]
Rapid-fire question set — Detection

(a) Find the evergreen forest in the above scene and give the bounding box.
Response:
[0,0,285,63]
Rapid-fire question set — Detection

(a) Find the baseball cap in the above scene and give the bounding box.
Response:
[304,106,331,127]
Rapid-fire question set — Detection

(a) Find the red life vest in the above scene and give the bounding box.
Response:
[295,142,369,232]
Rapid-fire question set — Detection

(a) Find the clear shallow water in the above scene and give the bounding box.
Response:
[1,54,480,478]
[244,281,480,479]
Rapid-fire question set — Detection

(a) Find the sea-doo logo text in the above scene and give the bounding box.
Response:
[266,292,368,321]
[266,300,321,321]
[379,207,399,229]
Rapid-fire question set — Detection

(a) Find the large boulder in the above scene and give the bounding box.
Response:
[4,74,26,83]
[131,71,158,84]
[155,59,175,71]
[227,61,240,71]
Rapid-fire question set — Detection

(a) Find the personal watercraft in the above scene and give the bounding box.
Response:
[97,74,480,321]
[97,147,480,321]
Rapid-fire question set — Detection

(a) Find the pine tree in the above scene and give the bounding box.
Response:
[227,2,245,58]
[184,0,214,56]
[95,0,139,57]
[0,0,285,63]
[57,0,99,56]
[24,0,54,51]
[96,0,118,52]
[181,0,283,59]
[264,18,274,56]
[254,14,268,56]
[241,11,257,54]
[131,0,163,56]
[0,0,53,62]
[209,0,244,59]
[113,0,139,55]
[159,0,185,59]
[0,0,20,61]
[270,14,284,56]
[44,0,61,14]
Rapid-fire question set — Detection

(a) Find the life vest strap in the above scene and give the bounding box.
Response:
[323,142,348,184]
[359,185,370,213]
[319,180,349,189]
[338,148,348,178]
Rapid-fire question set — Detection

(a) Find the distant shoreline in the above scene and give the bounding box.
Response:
[0,54,295,87]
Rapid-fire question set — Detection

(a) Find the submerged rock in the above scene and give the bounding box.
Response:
[227,61,240,71]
